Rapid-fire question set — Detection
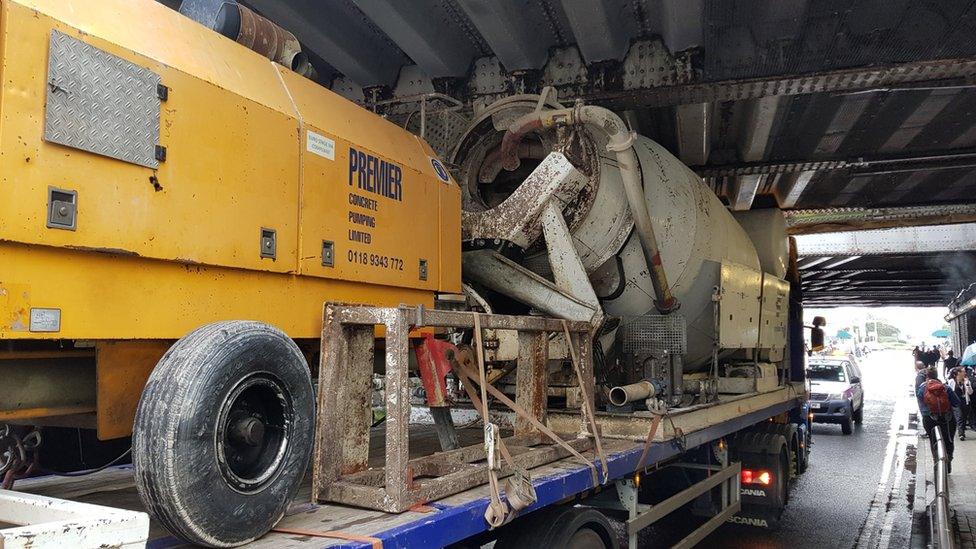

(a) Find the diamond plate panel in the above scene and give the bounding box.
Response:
[44,30,161,169]
[621,314,687,355]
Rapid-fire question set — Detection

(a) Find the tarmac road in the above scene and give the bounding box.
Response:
[703,349,919,549]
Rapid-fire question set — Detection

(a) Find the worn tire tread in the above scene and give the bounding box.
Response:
[133,321,313,547]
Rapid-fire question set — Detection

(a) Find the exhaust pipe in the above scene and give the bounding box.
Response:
[179,0,314,78]
[608,380,658,407]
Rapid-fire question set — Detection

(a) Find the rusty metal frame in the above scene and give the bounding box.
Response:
[313,304,594,513]
[583,56,976,109]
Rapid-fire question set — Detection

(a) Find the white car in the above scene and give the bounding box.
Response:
[806,357,865,435]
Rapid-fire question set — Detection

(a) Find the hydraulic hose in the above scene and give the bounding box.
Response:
[499,105,679,313]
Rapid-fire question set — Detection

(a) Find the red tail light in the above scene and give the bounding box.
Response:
[741,468,772,486]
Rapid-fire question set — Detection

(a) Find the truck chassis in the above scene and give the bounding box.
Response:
[7,378,808,548]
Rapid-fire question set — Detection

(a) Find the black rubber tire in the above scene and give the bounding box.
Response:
[730,432,790,527]
[852,402,864,424]
[776,447,790,508]
[133,321,314,547]
[841,408,854,435]
[797,425,811,474]
[495,507,619,549]
[751,423,800,478]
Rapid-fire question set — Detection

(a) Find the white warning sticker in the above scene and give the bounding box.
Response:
[29,308,61,332]
[307,131,335,160]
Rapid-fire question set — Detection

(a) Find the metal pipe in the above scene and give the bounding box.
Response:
[214,2,314,78]
[498,105,679,313]
[932,427,955,549]
[608,380,656,406]
[478,141,548,184]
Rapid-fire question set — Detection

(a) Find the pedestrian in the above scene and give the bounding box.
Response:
[926,346,940,369]
[966,366,976,430]
[915,361,929,412]
[944,350,960,379]
[948,368,973,440]
[918,368,959,472]
[916,361,931,437]
[913,346,922,362]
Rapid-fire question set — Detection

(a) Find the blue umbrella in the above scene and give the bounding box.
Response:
[932,329,950,338]
[836,330,853,340]
[962,343,976,366]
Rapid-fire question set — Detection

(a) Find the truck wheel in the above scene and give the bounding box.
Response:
[731,433,790,528]
[495,507,619,549]
[133,321,314,547]
[751,423,800,477]
[852,404,864,424]
[841,409,854,435]
[797,425,811,474]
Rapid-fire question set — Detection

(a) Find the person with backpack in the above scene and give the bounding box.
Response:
[918,368,960,471]
[948,367,973,440]
[915,361,929,425]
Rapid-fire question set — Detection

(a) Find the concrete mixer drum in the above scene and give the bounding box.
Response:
[454,94,793,410]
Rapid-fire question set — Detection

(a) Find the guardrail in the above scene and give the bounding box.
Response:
[931,427,955,549]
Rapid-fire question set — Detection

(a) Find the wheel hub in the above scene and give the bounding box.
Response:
[229,414,266,447]
[215,374,292,493]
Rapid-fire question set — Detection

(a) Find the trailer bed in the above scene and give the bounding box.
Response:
[14,388,804,548]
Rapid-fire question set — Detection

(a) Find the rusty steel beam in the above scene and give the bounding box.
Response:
[583,57,976,109]
[313,321,374,502]
[695,149,976,178]
[697,159,847,178]
[515,331,548,436]
[785,204,976,234]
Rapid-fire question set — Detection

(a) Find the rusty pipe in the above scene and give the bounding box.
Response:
[499,105,679,313]
[478,141,548,184]
[498,117,544,172]
[608,380,657,406]
[215,2,314,77]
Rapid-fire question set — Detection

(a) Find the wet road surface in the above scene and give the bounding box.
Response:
[705,350,918,549]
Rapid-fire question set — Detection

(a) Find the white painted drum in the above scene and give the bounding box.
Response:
[594,137,760,368]
[456,100,769,370]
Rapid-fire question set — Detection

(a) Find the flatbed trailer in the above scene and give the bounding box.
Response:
[9,385,808,548]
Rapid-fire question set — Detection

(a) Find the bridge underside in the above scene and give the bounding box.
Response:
[168,0,976,307]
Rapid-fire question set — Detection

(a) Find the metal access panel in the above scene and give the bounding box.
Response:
[718,261,762,349]
[758,274,790,349]
[44,30,161,168]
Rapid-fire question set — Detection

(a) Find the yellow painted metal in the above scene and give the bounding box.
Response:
[0,406,96,422]
[278,68,461,290]
[0,1,302,274]
[0,0,460,343]
[0,241,434,340]
[96,340,173,440]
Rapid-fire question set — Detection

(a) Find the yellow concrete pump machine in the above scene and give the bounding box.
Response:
[0,0,460,544]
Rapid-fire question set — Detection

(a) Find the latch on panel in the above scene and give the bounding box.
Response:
[419,259,428,281]
[322,240,335,267]
[47,187,77,231]
[260,228,276,260]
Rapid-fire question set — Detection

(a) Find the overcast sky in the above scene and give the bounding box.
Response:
[805,306,949,345]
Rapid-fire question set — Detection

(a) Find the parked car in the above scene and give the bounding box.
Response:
[807,357,865,435]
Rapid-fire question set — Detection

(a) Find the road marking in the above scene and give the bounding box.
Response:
[855,387,915,549]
